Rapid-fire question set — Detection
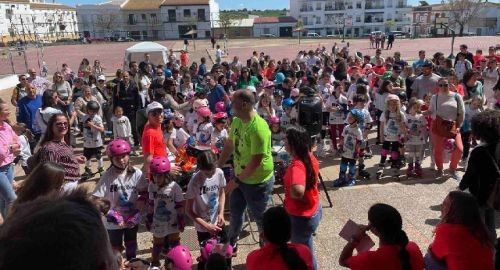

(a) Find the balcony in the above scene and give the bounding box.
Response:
[364,18,384,24]
[325,6,345,11]
[300,7,313,12]
[365,5,385,10]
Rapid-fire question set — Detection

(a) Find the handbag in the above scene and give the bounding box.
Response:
[485,143,500,210]
[432,94,458,139]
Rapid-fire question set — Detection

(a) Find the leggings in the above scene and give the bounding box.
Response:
[329,124,345,150]
[380,141,401,164]
[406,145,424,164]
[108,226,139,260]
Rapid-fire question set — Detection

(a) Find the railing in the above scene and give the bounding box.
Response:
[300,8,314,12]
[365,5,385,9]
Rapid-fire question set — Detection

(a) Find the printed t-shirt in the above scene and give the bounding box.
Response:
[346,241,424,270]
[142,123,167,157]
[82,114,104,148]
[327,94,348,125]
[381,111,406,142]
[148,181,184,237]
[246,243,313,270]
[283,153,320,217]
[229,114,273,184]
[405,113,426,145]
[341,125,363,159]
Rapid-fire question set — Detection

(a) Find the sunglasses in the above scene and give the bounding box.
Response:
[439,83,449,87]
[156,73,163,76]
[55,122,69,127]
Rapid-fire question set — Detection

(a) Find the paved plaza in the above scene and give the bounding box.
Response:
[3,36,500,269]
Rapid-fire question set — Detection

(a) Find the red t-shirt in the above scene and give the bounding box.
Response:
[430,223,493,270]
[141,123,167,158]
[346,241,424,270]
[180,53,189,67]
[485,55,500,62]
[473,55,484,68]
[372,66,386,76]
[283,153,320,217]
[246,243,313,270]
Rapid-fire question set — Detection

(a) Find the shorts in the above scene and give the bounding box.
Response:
[83,147,103,160]
[152,221,180,238]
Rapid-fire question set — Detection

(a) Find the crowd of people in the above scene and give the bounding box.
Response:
[0,40,499,270]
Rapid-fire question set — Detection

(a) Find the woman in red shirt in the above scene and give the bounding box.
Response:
[246,206,313,270]
[339,203,424,270]
[425,191,494,270]
[283,126,321,270]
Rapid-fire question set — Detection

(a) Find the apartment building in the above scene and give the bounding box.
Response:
[289,0,412,37]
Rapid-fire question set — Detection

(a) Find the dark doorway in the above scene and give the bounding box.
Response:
[178,25,197,38]
[279,26,292,37]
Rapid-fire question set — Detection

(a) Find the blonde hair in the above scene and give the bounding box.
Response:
[384,98,403,123]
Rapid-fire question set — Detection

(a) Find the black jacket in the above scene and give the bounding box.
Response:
[113,81,141,116]
[459,144,499,206]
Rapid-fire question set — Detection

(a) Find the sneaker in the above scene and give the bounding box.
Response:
[449,170,462,181]
[435,169,444,178]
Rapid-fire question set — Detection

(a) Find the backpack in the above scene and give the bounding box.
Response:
[485,143,500,210]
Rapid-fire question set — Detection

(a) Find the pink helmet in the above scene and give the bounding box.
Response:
[200,238,233,261]
[150,156,171,174]
[215,101,226,113]
[213,112,228,121]
[197,106,211,118]
[174,113,185,127]
[269,116,280,125]
[186,90,195,100]
[166,245,193,270]
[106,139,131,157]
[290,88,300,97]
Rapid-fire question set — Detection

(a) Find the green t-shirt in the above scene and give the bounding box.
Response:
[236,76,259,90]
[229,114,273,184]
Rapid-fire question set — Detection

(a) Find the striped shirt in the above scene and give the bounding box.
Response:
[38,141,80,182]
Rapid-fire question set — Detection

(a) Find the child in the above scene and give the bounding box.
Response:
[92,139,147,260]
[461,95,483,162]
[377,94,407,179]
[12,123,32,175]
[82,100,105,178]
[374,80,391,144]
[162,112,178,156]
[194,106,214,146]
[147,156,185,268]
[111,106,133,147]
[185,150,226,270]
[326,81,348,154]
[269,116,285,147]
[352,94,373,179]
[405,98,427,178]
[272,89,284,118]
[333,109,363,187]
[173,112,190,148]
[281,98,296,131]
[421,93,434,168]
[256,93,275,121]
[211,112,229,151]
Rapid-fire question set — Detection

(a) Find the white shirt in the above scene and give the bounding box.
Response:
[82,114,104,148]
[18,134,31,167]
[148,181,184,237]
[195,122,214,145]
[211,128,228,149]
[405,113,426,145]
[326,94,348,125]
[381,111,406,142]
[92,166,146,230]
[111,115,132,139]
[174,127,190,148]
[341,125,363,159]
[35,107,62,135]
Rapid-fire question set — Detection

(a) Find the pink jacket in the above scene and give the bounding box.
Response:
[0,122,20,167]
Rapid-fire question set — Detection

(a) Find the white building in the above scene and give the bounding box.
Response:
[0,0,78,43]
[253,16,298,38]
[76,0,220,40]
[289,0,412,37]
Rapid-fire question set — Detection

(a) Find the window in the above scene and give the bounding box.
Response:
[128,14,136,25]
[264,28,270,34]
[183,9,191,18]
[142,30,148,39]
[168,9,176,22]
[152,30,159,39]
[150,13,157,24]
[356,2,362,8]
[316,2,321,10]
[198,9,205,21]
[141,14,146,20]
[387,0,393,8]
[356,16,361,22]
[316,16,321,24]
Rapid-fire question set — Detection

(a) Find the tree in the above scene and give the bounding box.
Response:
[384,19,396,32]
[94,10,120,39]
[218,12,238,37]
[443,0,484,36]
[294,20,304,44]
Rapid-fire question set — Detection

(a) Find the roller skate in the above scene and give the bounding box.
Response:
[80,167,97,182]
[391,159,402,181]
[364,148,373,159]
[333,173,349,187]
[414,162,422,178]
[346,174,357,186]
[376,163,385,180]
[406,163,414,179]
[97,167,105,176]
[358,164,371,180]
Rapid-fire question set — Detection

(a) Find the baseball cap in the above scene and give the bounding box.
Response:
[146,101,163,114]
[247,86,257,93]
[97,75,106,81]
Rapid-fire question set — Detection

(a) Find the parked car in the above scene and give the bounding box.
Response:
[117,37,135,42]
[390,31,407,38]
[326,34,340,38]
[260,34,276,38]
[306,32,321,38]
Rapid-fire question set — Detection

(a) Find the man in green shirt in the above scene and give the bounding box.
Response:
[218,89,274,248]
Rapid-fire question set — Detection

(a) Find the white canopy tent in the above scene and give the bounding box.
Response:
[123,42,168,70]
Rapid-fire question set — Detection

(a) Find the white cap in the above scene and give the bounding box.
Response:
[97,75,106,81]
[246,86,256,93]
[146,101,163,114]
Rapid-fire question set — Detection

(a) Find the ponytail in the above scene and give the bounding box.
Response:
[396,230,412,270]
[278,243,308,270]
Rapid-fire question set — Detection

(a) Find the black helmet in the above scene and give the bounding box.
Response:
[86,100,100,111]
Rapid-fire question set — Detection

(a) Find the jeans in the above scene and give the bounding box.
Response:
[480,206,497,244]
[424,252,447,270]
[290,206,323,270]
[229,175,275,244]
[0,163,15,218]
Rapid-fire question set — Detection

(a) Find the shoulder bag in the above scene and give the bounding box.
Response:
[432,94,458,138]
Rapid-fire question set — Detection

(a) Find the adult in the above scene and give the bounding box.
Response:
[35,90,63,136]
[141,102,167,177]
[393,52,408,68]
[454,53,473,82]
[137,68,151,109]
[427,78,464,179]
[92,60,105,78]
[276,77,293,99]
[386,33,395,50]
[162,78,190,112]
[387,65,406,95]
[0,191,119,270]
[411,62,440,99]
[51,71,72,115]
[114,71,141,146]
[61,63,73,84]
[71,77,85,103]
[205,74,229,113]
[459,110,500,242]
[411,50,427,73]
[32,113,85,192]
[128,61,141,89]
[370,49,385,65]
[0,99,20,220]
[482,58,499,108]
[425,191,494,270]
[333,59,349,81]
[13,162,65,206]
[16,83,42,141]
[74,85,102,123]
[485,46,500,62]
[454,44,474,66]
[235,67,259,90]
[283,126,322,270]
[11,74,29,107]
[217,90,274,248]
[27,68,51,95]
[339,203,424,270]
[461,70,484,104]
[246,206,313,270]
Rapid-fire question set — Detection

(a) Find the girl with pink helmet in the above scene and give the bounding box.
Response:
[173,112,190,149]
[146,156,186,268]
[92,138,148,261]
[194,106,214,146]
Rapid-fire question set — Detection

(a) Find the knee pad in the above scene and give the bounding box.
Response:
[381,149,389,156]
[391,151,399,160]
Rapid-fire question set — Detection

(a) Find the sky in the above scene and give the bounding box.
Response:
[61,0,444,9]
